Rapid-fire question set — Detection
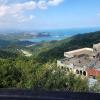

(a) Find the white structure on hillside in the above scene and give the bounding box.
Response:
[57,43,100,78]
[64,48,93,58]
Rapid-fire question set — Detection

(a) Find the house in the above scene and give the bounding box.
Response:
[57,43,100,79]
[86,68,100,78]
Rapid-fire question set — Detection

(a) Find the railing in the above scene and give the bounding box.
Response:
[0,89,99,100]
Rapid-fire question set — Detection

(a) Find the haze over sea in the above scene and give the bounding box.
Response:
[28,27,100,43]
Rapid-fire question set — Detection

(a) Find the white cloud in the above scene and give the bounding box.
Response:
[30,15,35,19]
[37,0,64,10]
[48,0,64,6]
[38,0,48,9]
[0,1,37,23]
[16,1,37,10]
[0,1,37,16]
[9,1,37,15]
[19,15,35,23]
[0,0,64,25]
[0,6,8,16]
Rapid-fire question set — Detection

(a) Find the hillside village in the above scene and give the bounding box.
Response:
[57,43,100,86]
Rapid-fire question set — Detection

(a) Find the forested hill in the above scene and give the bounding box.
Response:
[0,50,18,59]
[32,31,100,63]
[0,31,100,91]
[0,31,100,61]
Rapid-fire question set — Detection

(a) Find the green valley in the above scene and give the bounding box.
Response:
[0,31,100,92]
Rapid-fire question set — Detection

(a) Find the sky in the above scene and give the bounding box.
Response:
[0,0,100,30]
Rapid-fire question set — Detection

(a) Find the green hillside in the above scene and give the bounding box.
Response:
[33,31,100,63]
[0,31,100,92]
[0,50,18,59]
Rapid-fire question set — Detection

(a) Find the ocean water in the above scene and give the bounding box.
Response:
[28,27,100,42]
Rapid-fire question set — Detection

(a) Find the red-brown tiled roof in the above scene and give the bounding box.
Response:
[86,68,100,77]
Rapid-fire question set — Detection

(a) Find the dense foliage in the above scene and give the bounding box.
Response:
[0,58,88,92]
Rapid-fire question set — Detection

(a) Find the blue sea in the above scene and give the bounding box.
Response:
[28,27,100,42]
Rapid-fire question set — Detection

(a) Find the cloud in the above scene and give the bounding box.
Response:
[48,0,64,6]
[14,1,37,10]
[38,0,48,9]
[0,1,37,23]
[0,6,8,16]
[0,0,64,25]
[37,0,64,9]
[6,1,36,15]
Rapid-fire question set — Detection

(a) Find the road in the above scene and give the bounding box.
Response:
[21,49,32,57]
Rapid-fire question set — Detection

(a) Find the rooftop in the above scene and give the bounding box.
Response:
[65,48,93,54]
[93,43,100,48]
[59,43,100,70]
[64,48,93,57]
[61,55,93,68]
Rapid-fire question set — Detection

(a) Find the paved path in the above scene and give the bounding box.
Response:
[21,49,32,57]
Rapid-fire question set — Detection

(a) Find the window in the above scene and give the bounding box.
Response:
[80,70,82,75]
[83,71,86,76]
[67,68,69,72]
[76,70,79,74]
[61,66,63,69]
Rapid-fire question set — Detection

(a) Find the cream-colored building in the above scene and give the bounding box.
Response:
[57,43,100,78]
[64,48,93,58]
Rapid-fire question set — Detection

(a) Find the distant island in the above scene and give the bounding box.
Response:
[0,32,51,40]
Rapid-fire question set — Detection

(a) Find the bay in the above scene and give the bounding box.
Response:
[26,27,100,42]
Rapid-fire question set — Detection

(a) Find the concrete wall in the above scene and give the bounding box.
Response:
[64,48,93,58]
[57,60,87,77]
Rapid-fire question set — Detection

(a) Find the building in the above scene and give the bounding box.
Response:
[64,48,93,58]
[57,43,100,79]
[86,68,100,78]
